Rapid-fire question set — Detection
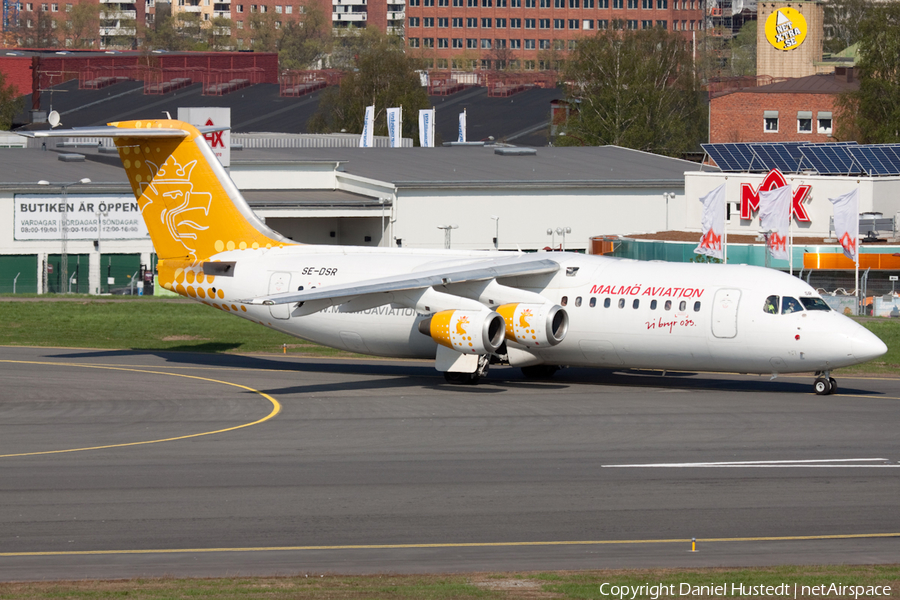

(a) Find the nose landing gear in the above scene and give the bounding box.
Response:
[813,371,837,395]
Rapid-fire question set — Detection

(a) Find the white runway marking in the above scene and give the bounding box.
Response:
[602,458,900,468]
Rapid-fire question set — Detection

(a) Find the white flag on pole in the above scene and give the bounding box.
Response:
[386,107,402,148]
[829,188,859,262]
[419,108,435,147]
[694,183,726,260]
[458,110,467,143]
[758,184,792,261]
[360,105,375,148]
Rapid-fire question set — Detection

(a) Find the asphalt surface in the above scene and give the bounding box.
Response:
[1,346,899,581]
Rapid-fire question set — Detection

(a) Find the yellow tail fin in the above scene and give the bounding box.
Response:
[112,119,291,261]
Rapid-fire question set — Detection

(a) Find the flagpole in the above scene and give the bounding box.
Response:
[789,205,793,276]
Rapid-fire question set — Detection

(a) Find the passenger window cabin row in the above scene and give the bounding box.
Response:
[561,296,702,312]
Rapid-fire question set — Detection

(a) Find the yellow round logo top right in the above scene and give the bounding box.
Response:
[765,7,808,50]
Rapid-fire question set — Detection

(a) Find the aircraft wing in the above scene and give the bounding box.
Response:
[242,254,560,306]
[16,126,190,139]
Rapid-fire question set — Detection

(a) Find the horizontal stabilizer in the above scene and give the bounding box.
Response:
[242,255,560,306]
[16,126,190,139]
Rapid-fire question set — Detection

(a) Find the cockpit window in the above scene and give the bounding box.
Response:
[800,297,831,311]
[781,296,803,314]
[763,295,779,314]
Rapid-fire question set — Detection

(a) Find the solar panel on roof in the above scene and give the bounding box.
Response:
[702,143,760,172]
[873,144,900,172]
[798,145,861,175]
[750,143,801,173]
[846,146,890,176]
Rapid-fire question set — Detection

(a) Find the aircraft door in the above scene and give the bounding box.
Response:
[711,289,741,339]
[268,272,292,320]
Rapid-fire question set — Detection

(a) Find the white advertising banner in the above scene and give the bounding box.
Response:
[360,105,375,148]
[386,107,402,148]
[14,194,150,241]
[419,108,435,148]
[758,184,792,261]
[694,183,726,260]
[829,188,859,262]
[458,110,467,143]
[178,107,231,168]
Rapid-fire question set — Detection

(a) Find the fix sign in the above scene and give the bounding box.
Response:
[740,168,811,222]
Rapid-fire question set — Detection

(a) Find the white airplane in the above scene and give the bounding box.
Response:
[21,120,887,395]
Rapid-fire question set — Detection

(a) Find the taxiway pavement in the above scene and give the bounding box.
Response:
[1,346,898,580]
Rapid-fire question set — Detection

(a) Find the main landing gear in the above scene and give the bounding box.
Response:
[443,354,491,385]
[813,371,838,395]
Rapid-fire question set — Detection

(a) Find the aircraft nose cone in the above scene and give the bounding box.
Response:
[851,329,888,362]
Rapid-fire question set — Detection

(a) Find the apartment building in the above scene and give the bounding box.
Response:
[406,0,706,69]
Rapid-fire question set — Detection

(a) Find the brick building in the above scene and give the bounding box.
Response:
[709,67,857,144]
[405,0,706,69]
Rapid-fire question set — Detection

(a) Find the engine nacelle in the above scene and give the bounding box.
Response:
[417,310,506,355]
[496,303,568,348]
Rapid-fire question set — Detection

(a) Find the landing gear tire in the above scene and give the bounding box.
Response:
[829,377,837,395]
[444,371,480,385]
[521,365,559,380]
[814,377,832,395]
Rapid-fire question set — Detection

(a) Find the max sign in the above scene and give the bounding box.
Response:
[740,169,811,222]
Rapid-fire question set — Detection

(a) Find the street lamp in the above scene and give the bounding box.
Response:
[437,224,458,249]
[556,226,572,251]
[490,215,499,250]
[38,178,91,293]
[663,192,676,231]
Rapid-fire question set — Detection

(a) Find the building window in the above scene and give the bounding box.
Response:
[539,38,550,49]
[524,60,536,70]
[539,18,549,28]
[452,37,463,47]
[525,38,535,48]
[656,19,666,28]
[764,110,779,133]
[409,37,419,47]
[553,38,564,49]
[657,0,666,7]
[510,38,521,48]
[467,38,477,47]
[568,39,576,49]
[567,18,577,28]
[582,18,593,28]
[481,17,491,27]
[452,17,462,26]
[286,5,291,13]
[438,16,448,26]
[408,16,419,26]
[540,0,550,7]
[510,18,521,27]
[627,19,637,28]
[236,19,243,27]
[496,17,506,26]
[453,0,463,5]
[525,0,534,6]
[65,2,71,9]
[423,37,434,47]
[628,0,637,8]
[818,112,833,135]
[275,4,281,12]
[641,0,650,8]
[612,0,621,7]
[554,0,563,6]
[467,17,477,26]
[438,37,448,47]
[598,19,608,28]
[481,38,492,48]
[525,18,535,27]
[641,19,651,28]
[798,111,813,133]
[554,18,564,28]
[423,16,434,26]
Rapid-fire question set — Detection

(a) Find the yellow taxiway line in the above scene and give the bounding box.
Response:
[2,533,898,558]
[0,360,281,458]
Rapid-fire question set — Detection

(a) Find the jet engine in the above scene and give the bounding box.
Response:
[496,303,568,348]
[417,310,506,354]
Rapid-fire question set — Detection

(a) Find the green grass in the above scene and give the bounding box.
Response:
[840,318,900,375]
[1,566,899,599]
[0,297,350,357]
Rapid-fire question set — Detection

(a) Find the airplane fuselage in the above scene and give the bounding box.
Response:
[181,246,883,376]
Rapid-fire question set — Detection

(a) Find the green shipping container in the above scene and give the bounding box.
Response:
[0,255,38,294]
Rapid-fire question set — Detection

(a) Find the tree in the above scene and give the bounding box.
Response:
[556,27,707,157]
[824,0,871,54]
[248,12,280,52]
[278,5,331,70]
[207,16,235,51]
[836,2,900,143]
[62,2,100,49]
[307,29,430,143]
[728,21,756,77]
[0,71,23,130]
